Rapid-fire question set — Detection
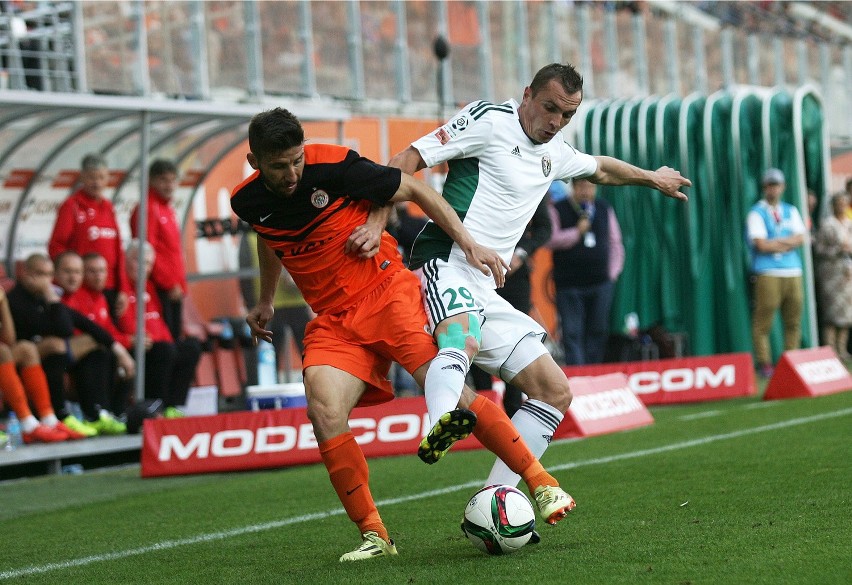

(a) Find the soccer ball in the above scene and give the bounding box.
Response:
[462,484,536,555]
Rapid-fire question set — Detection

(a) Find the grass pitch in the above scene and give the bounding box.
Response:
[1,390,850,585]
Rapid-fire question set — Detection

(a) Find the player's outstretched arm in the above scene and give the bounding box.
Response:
[247,238,281,343]
[589,156,691,201]
[391,173,508,287]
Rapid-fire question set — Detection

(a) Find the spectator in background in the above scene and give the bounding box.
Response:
[548,178,624,366]
[56,251,137,415]
[48,153,130,318]
[470,197,552,416]
[116,239,201,418]
[813,193,852,361]
[746,168,807,378]
[130,159,188,342]
[7,253,126,436]
[0,286,83,443]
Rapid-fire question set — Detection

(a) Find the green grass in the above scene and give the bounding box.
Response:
[2,390,851,585]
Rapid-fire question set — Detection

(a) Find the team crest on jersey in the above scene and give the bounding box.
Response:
[541,155,552,177]
[311,190,329,208]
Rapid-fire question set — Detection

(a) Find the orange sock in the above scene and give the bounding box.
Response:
[469,394,558,493]
[20,364,55,418]
[319,431,388,542]
[0,361,33,419]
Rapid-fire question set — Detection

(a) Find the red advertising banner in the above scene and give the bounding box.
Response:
[561,352,756,405]
[141,393,500,478]
[555,373,654,439]
[763,347,852,400]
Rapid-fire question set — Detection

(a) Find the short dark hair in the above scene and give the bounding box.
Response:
[248,108,305,159]
[53,249,82,268]
[529,63,584,97]
[149,159,177,179]
[81,153,107,172]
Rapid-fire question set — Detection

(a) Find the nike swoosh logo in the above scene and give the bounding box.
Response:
[259,213,273,222]
[512,436,521,443]
[346,484,363,496]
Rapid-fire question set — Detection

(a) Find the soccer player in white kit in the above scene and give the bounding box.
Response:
[388,63,691,493]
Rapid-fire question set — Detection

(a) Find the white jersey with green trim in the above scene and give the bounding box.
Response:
[408,98,598,286]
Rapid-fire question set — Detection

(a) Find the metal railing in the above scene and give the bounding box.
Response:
[1,1,850,145]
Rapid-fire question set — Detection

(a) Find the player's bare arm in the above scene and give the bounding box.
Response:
[387,145,428,176]
[344,203,391,259]
[589,155,691,201]
[246,237,281,343]
[391,173,508,288]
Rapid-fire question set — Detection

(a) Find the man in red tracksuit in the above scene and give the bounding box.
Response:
[116,239,200,418]
[48,153,130,318]
[130,159,188,342]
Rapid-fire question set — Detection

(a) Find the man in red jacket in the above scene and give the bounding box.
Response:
[48,153,130,318]
[130,159,188,341]
[116,239,200,418]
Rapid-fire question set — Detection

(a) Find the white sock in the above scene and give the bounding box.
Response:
[424,348,470,427]
[20,415,40,434]
[42,413,59,427]
[485,399,564,487]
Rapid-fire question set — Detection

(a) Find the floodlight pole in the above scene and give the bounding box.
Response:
[434,35,450,123]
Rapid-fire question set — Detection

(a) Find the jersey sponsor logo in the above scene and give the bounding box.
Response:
[511,146,521,157]
[435,128,451,145]
[86,225,118,241]
[310,190,329,208]
[541,155,552,177]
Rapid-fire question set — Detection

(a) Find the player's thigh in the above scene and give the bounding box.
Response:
[474,294,546,377]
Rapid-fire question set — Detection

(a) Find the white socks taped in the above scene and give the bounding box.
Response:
[485,399,563,487]
[424,347,470,426]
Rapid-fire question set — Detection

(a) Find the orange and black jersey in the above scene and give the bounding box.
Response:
[230,144,405,315]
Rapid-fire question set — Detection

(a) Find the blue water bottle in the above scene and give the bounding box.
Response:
[257,340,277,386]
[5,412,23,450]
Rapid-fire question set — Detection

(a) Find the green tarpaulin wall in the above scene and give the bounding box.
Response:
[573,86,829,362]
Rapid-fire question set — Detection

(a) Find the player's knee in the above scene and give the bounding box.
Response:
[306,401,344,437]
[527,375,572,413]
[437,313,482,358]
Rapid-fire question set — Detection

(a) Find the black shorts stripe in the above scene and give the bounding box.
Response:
[519,401,562,431]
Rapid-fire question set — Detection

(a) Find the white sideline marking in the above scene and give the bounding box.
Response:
[742,401,783,410]
[677,410,722,421]
[2,407,850,580]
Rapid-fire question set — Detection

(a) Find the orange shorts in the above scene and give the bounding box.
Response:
[302,269,436,407]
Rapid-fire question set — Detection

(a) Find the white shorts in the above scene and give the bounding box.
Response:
[415,259,548,382]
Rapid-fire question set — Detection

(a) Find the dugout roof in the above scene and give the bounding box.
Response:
[0,89,348,276]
